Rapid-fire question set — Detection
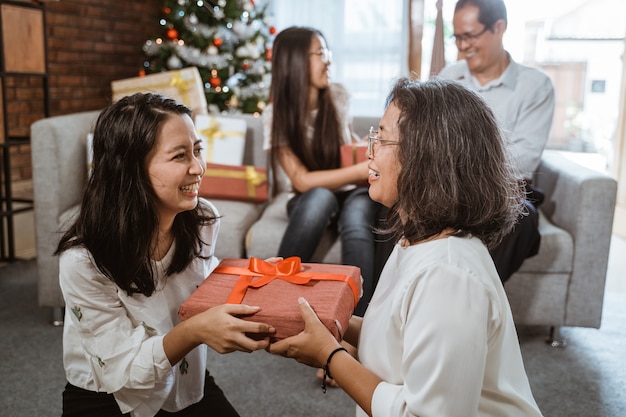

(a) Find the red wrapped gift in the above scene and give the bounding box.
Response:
[178,257,361,341]
[341,144,369,187]
[341,143,368,167]
[199,163,268,203]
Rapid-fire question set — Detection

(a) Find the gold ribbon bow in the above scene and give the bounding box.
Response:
[168,70,191,104]
[199,117,246,162]
[114,69,191,104]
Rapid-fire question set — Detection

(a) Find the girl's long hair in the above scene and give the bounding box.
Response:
[55,93,217,296]
[269,26,343,194]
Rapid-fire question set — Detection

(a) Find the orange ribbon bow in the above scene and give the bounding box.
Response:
[213,257,360,307]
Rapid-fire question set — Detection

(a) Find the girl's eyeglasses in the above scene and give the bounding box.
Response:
[309,48,332,64]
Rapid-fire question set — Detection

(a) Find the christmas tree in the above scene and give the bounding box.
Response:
[143,0,276,114]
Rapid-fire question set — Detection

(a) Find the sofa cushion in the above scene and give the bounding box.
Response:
[245,192,341,263]
[517,211,573,273]
[210,199,264,259]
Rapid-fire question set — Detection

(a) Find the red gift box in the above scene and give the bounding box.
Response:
[199,163,268,203]
[178,257,361,341]
[341,143,368,167]
[341,144,369,187]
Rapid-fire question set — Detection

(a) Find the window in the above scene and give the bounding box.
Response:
[269,0,409,117]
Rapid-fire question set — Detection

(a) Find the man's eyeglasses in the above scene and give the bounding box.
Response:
[310,48,332,64]
[368,127,399,157]
[451,27,489,45]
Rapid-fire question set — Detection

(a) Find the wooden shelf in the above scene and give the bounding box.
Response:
[0,0,48,261]
[1,3,46,74]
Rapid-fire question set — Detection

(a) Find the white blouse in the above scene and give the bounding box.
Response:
[60,200,220,417]
[358,237,543,417]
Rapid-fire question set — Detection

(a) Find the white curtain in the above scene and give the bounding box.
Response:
[268,0,409,117]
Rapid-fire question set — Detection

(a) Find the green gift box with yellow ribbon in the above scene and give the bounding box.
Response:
[199,162,268,203]
[111,67,208,115]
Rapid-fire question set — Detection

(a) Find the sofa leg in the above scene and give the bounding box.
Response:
[545,326,567,348]
[51,307,64,327]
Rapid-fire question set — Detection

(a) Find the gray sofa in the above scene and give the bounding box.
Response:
[31,111,617,338]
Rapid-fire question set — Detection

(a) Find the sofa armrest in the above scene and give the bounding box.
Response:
[534,150,617,327]
[31,110,101,308]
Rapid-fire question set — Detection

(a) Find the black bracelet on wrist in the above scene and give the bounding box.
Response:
[321,346,348,393]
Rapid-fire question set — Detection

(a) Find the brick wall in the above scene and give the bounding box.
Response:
[45,0,162,115]
[4,0,162,182]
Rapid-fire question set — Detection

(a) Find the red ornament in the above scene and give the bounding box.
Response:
[265,47,272,61]
[241,61,250,70]
[166,28,178,40]
[138,69,146,77]
[213,37,223,47]
[164,7,171,14]
[269,26,277,35]
[209,76,221,88]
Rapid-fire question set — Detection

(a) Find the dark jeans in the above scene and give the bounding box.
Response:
[62,371,239,417]
[278,187,382,316]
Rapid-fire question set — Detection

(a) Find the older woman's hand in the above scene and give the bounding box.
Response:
[268,297,342,369]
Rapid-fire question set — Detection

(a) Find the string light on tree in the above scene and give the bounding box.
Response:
[209,69,221,88]
[166,28,179,40]
[143,0,275,114]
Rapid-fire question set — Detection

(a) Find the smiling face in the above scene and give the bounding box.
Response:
[453,4,505,77]
[308,34,331,90]
[367,102,402,208]
[145,114,205,223]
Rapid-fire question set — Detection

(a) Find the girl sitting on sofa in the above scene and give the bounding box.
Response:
[264,26,383,318]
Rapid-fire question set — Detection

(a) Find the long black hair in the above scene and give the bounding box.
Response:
[55,93,217,296]
[269,26,343,194]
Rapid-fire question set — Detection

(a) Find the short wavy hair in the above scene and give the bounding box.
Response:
[382,77,525,249]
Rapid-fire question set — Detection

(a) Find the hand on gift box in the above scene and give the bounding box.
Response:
[268,297,343,369]
[264,256,284,264]
[168,303,276,362]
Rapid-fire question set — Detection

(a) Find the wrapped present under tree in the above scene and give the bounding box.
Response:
[111,67,208,115]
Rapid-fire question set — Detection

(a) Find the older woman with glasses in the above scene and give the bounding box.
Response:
[270,78,544,417]
[263,26,384,319]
